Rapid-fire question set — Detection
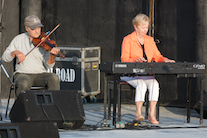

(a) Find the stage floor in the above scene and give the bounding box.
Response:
[1,99,207,138]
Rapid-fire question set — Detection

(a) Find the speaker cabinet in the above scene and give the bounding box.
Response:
[0,122,59,138]
[9,90,85,129]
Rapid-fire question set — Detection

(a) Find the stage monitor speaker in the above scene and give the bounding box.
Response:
[194,92,207,119]
[9,90,85,129]
[0,122,59,138]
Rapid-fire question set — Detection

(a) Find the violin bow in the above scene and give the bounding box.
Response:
[17,23,61,64]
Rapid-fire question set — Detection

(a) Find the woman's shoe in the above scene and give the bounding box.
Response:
[134,115,145,122]
[148,116,159,124]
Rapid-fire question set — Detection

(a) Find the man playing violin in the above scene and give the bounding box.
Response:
[2,15,60,96]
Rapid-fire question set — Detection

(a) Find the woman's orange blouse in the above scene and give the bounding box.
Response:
[121,31,167,62]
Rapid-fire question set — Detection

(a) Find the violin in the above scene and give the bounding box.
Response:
[17,23,64,64]
[32,32,65,58]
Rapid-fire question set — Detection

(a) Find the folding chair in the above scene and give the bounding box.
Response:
[0,60,15,119]
[2,59,47,117]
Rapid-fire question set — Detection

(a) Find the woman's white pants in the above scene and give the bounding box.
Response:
[120,76,159,102]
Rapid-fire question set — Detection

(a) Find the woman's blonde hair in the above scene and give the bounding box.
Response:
[132,14,149,26]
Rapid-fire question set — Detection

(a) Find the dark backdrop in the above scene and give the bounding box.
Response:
[0,0,205,108]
